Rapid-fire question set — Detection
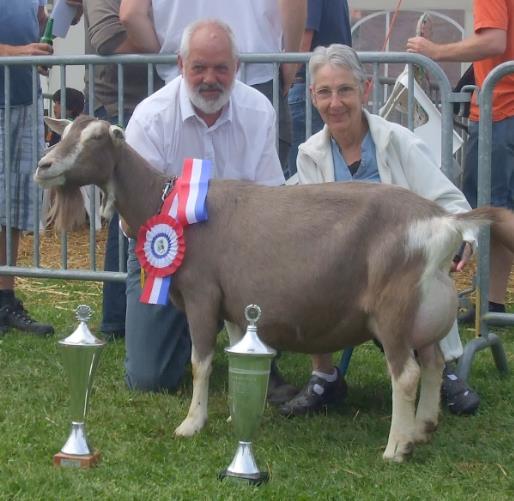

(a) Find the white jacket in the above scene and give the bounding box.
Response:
[297,109,475,242]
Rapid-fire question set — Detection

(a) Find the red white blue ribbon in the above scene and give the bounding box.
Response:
[162,157,211,225]
[138,158,212,305]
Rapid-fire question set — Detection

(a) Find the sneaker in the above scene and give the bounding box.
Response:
[279,368,348,417]
[441,366,480,415]
[1,298,54,336]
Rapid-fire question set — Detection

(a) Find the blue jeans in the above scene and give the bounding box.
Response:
[463,117,514,209]
[94,107,129,335]
[286,82,324,178]
[125,240,191,392]
[100,212,128,334]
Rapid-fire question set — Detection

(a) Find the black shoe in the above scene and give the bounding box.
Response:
[101,329,125,342]
[441,366,480,415]
[1,298,54,336]
[267,360,299,406]
[0,308,7,336]
[279,368,348,417]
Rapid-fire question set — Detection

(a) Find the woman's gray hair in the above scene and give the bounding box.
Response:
[179,19,239,61]
[308,44,366,91]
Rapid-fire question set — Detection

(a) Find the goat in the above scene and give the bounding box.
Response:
[36,115,505,462]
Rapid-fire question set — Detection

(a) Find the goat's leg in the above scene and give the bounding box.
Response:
[383,355,420,462]
[174,346,214,437]
[175,305,218,437]
[413,344,444,444]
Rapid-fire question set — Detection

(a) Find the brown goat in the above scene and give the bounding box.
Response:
[36,115,505,462]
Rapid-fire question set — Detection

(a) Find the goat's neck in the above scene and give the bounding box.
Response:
[111,145,168,237]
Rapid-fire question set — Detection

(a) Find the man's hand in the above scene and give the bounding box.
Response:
[451,242,473,273]
[6,43,53,57]
[406,36,441,60]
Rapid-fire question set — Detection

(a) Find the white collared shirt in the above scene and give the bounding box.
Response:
[125,76,285,187]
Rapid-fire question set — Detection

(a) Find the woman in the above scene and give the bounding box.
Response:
[279,44,480,417]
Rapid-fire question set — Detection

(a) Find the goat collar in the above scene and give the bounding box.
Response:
[159,177,177,214]
[136,158,213,305]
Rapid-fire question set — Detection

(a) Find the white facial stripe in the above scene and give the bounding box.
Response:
[80,120,105,142]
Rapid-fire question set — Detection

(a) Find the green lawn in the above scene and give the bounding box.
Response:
[0,279,513,500]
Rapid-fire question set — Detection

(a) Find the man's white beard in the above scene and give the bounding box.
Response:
[186,80,234,115]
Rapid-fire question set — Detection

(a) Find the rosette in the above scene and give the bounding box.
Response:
[135,214,185,277]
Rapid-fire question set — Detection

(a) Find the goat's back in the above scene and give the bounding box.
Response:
[172,181,452,352]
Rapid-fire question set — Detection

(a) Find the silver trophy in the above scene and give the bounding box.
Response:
[219,304,276,484]
[53,305,106,468]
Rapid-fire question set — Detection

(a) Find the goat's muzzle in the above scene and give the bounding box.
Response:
[34,158,65,188]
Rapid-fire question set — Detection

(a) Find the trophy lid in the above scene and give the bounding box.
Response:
[226,305,276,357]
[59,305,106,347]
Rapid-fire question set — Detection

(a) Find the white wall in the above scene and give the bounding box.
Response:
[41,16,85,99]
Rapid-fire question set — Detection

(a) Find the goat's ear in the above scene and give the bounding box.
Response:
[44,117,72,135]
[109,125,125,146]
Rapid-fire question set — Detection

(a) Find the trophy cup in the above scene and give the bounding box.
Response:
[53,305,106,468]
[219,304,276,484]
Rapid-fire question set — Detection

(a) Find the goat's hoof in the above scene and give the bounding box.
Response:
[383,441,414,463]
[413,420,437,444]
[174,417,205,437]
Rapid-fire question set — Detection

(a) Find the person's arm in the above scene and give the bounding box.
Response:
[66,0,84,25]
[286,28,314,82]
[119,0,160,53]
[279,0,307,94]
[0,43,52,57]
[37,5,48,34]
[86,0,144,55]
[406,28,506,62]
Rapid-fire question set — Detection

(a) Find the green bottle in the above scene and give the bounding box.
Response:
[40,17,54,45]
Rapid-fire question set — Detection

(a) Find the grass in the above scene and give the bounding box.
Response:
[0,277,514,500]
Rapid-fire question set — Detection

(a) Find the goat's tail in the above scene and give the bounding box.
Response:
[407,206,507,282]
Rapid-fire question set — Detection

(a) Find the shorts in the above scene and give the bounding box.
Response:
[0,100,44,231]
[463,116,514,209]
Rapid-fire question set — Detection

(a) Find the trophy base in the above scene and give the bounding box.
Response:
[218,469,269,485]
[53,450,101,469]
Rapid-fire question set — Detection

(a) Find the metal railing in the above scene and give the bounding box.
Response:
[455,61,514,380]
[0,52,465,284]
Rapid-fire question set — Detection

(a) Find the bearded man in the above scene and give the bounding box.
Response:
[123,19,285,392]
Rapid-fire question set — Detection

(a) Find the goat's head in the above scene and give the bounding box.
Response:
[36,115,124,189]
[35,115,125,232]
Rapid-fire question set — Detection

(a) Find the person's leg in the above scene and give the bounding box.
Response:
[462,119,512,313]
[101,213,128,338]
[93,109,128,339]
[287,82,306,177]
[279,353,347,416]
[439,321,480,415]
[0,103,52,335]
[125,240,191,392]
[487,117,514,307]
